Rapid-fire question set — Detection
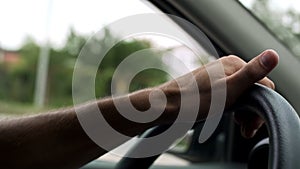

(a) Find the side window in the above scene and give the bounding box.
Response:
[0,0,217,167]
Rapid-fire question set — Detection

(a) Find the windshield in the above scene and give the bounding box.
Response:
[239,0,300,59]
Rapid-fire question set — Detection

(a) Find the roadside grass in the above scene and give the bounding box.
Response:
[0,100,53,117]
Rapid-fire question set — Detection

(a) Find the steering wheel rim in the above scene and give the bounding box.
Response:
[233,84,300,169]
[116,84,300,169]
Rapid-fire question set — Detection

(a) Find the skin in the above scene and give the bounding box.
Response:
[0,50,279,168]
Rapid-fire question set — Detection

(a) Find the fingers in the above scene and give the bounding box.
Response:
[258,77,275,89]
[234,112,264,138]
[228,49,279,138]
[228,49,279,94]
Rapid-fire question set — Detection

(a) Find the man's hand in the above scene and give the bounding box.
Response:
[222,50,278,138]
[0,50,278,168]
[152,49,279,138]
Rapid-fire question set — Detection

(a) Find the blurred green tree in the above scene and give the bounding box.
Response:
[251,0,300,58]
[0,28,168,108]
[96,38,168,98]
[4,37,40,102]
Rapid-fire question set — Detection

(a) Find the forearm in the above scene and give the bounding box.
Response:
[0,108,103,169]
[99,88,180,135]
[0,87,178,168]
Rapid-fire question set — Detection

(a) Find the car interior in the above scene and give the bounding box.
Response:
[1,0,299,168]
[81,0,300,169]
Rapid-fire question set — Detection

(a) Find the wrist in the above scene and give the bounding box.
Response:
[129,87,181,124]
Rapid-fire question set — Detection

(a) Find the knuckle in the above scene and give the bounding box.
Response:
[221,55,247,75]
[243,64,258,81]
[222,55,246,67]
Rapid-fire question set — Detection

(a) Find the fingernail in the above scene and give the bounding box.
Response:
[252,129,258,136]
[242,125,258,138]
[248,129,258,138]
[259,50,279,69]
[241,125,247,138]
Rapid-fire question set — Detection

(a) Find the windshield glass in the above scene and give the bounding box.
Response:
[239,0,300,59]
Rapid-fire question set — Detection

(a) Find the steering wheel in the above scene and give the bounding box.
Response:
[115,84,300,169]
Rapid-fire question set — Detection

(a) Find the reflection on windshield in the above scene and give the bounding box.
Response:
[239,0,300,59]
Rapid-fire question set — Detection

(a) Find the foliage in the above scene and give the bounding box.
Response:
[95,38,167,98]
[0,37,39,103]
[250,0,300,58]
[0,28,168,109]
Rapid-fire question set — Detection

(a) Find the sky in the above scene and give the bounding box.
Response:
[0,0,155,49]
[2,0,300,50]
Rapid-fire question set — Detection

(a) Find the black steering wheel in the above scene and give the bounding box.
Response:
[116,84,300,169]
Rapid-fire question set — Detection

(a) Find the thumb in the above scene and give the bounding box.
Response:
[229,49,279,92]
[229,49,279,138]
